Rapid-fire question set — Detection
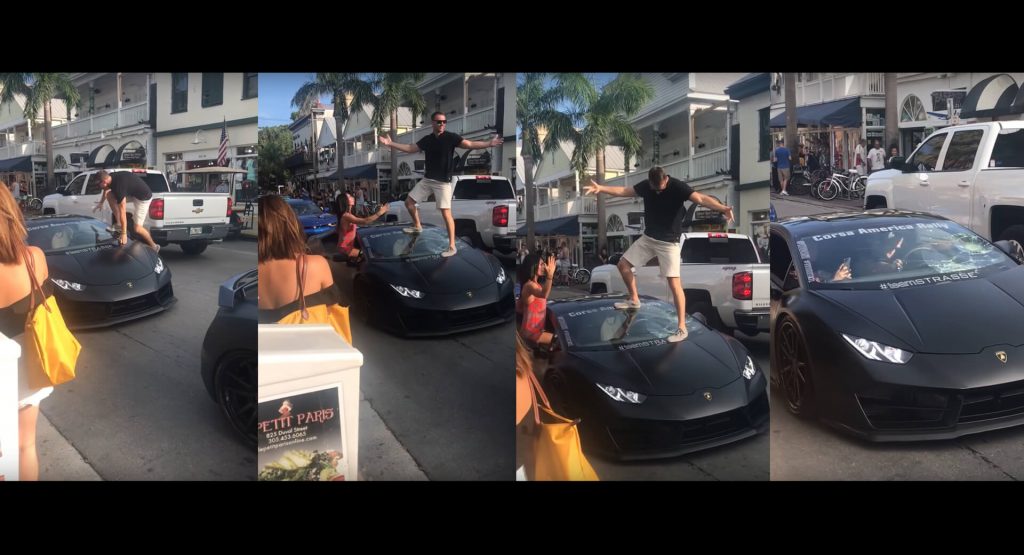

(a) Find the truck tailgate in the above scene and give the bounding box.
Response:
[751,264,770,310]
[159,193,230,226]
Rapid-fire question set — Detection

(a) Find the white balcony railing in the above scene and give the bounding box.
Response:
[606,158,690,189]
[689,147,729,180]
[462,107,495,134]
[51,101,149,140]
[343,148,391,168]
[0,140,45,159]
[865,72,885,95]
[523,194,597,223]
[397,105,496,145]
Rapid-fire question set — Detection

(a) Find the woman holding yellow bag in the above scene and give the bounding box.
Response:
[0,182,53,481]
[257,195,352,344]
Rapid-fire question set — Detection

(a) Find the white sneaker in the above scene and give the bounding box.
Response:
[780,191,790,196]
[667,327,689,342]
[441,246,457,257]
[613,300,641,311]
[403,227,422,234]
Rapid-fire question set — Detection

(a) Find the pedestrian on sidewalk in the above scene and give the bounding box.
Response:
[772,139,792,196]
[585,166,734,342]
[378,111,503,258]
[868,140,886,175]
[0,181,53,480]
[93,170,161,252]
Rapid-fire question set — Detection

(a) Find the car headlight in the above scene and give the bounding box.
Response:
[596,383,646,404]
[841,333,913,364]
[51,278,85,291]
[390,284,424,299]
[742,356,757,380]
[496,266,506,285]
[154,257,164,274]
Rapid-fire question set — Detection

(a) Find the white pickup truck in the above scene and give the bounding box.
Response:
[589,232,770,336]
[42,168,231,255]
[385,174,518,258]
[865,121,1024,245]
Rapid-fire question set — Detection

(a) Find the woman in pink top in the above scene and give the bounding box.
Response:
[336,192,388,258]
[516,252,556,345]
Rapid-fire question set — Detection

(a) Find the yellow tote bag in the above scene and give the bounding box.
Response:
[23,249,82,389]
[527,366,598,481]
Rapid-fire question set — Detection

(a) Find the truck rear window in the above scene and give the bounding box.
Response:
[682,238,760,264]
[453,178,514,200]
[990,128,1024,168]
[140,174,170,193]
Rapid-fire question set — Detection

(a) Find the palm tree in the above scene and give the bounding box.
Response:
[784,73,797,170]
[349,73,426,200]
[884,73,898,153]
[557,73,653,253]
[517,73,567,250]
[292,73,361,194]
[0,73,80,196]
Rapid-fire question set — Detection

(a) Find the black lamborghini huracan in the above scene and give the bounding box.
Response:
[307,224,514,336]
[25,215,175,329]
[535,294,769,460]
[770,210,1024,440]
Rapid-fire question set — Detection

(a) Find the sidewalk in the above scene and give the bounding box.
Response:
[37,393,426,481]
[772,191,863,219]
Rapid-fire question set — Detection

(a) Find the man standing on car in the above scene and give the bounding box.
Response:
[93,170,160,252]
[585,167,734,342]
[378,111,503,258]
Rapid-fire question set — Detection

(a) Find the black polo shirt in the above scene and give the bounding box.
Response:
[416,131,464,182]
[108,172,153,202]
[633,176,695,242]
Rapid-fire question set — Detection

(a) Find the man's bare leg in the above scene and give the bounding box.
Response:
[404,196,421,230]
[441,208,456,250]
[613,257,641,310]
[134,223,159,249]
[667,276,686,331]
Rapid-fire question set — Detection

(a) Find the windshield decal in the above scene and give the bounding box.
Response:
[617,338,667,351]
[557,316,573,347]
[808,222,949,242]
[879,270,979,290]
[565,306,617,319]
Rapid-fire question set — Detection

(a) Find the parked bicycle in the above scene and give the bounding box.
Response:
[816,169,866,201]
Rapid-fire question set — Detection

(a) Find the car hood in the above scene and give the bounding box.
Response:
[370,250,497,293]
[298,213,337,228]
[567,331,742,396]
[814,266,1024,354]
[47,242,156,285]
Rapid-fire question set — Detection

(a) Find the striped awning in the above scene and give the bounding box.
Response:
[960,74,1019,118]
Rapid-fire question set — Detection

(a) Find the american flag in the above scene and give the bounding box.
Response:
[217,117,229,166]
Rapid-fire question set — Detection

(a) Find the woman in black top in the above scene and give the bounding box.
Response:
[0,181,53,480]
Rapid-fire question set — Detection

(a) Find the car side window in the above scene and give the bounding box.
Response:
[84,173,104,195]
[66,174,87,194]
[906,133,947,172]
[769,233,799,291]
[940,130,983,171]
[990,128,1024,168]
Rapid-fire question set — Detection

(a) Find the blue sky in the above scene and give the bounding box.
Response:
[258,73,331,128]
[259,72,618,129]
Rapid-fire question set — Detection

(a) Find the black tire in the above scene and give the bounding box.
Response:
[997,224,1024,246]
[864,196,887,210]
[774,317,816,418]
[214,351,257,446]
[29,198,42,211]
[689,301,726,333]
[589,282,607,295]
[574,268,591,285]
[788,173,810,196]
[543,369,575,418]
[180,240,208,255]
[43,208,55,215]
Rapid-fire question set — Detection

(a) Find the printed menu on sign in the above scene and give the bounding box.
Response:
[257,385,347,481]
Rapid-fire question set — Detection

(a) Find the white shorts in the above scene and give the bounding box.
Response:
[408,178,453,210]
[622,234,682,278]
[131,197,152,227]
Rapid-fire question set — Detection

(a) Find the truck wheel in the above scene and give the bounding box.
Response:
[180,240,208,255]
[998,225,1024,246]
[864,196,887,210]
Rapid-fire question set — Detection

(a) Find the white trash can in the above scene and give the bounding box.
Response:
[0,334,21,481]
[257,324,362,481]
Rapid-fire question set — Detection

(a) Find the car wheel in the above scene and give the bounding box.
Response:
[180,240,208,255]
[998,225,1024,246]
[214,350,257,446]
[775,317,815,417]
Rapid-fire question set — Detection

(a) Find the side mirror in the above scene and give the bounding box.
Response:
[994,240,1024,265]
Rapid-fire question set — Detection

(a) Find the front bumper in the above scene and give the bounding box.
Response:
[57,281,176,329]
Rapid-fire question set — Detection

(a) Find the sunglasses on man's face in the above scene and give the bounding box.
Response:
[433,120,447,124]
